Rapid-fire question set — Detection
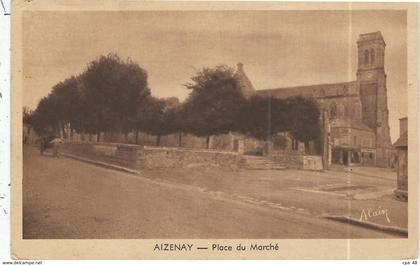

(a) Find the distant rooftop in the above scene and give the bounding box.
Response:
[257,81,357,99]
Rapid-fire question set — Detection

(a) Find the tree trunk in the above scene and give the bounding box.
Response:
[124,132,129,143]
[97,132,101,142]
[62,124,66,139]
[304,141,310,155]
[178,132,182,147]
[206,135,210,149]
[135,129,139,145]
[156,135,161,146]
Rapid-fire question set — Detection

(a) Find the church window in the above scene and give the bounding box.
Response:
[370,48,375,64]
[364,49,370,65]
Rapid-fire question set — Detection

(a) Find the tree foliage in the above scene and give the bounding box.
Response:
[26,60,321,152]
[82,54,150,134]
[183,65,246,137]
[236,94,320,143]
[285,96,321,144]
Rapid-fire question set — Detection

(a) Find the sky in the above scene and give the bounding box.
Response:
[22,10,407,142]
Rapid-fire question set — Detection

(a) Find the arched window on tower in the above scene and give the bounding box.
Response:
[370,48,375,64]
[329,102,337,120]
[364,49,370,65]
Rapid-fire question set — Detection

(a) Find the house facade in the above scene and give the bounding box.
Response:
[393,117,408,201]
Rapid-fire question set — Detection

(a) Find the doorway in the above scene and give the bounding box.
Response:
[343,150,349,165]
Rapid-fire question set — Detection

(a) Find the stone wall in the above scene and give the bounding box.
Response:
[271,153,323,170]
[60,142,140,168]
[138,146,244,170]
[60,142,244,171]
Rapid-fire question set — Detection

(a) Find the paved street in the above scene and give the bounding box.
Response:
[23,146,400,239]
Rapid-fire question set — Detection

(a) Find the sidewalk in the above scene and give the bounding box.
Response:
[59,149,408,235]
[330,164,396,181]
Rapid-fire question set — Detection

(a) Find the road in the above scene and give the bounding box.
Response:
[23,146,396,239]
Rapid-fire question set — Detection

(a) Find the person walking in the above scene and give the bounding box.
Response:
[39,136,45,155]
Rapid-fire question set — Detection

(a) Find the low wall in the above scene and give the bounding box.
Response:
[60,142,244,171]
[271,153,323,170]
[60,142,140,169]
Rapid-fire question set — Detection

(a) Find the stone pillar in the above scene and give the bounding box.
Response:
[348,150,352,165]
[208,135,214,149]
[229,132,234,151]
[238,139,245,154]
[339,150,343,164]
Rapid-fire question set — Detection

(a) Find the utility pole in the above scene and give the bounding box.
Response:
[321,110,331,170]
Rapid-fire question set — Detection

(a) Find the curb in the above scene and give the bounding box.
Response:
[60,153,139,175]
[321,214,408,237]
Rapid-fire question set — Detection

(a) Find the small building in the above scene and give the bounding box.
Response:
[393,117,408,201]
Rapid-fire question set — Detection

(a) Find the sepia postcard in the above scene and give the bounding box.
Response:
[11,0,419,260]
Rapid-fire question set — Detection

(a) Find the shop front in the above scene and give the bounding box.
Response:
[332,147,363,166]
[361,148,376,166]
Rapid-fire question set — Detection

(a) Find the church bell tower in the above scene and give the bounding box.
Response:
[356,31,392,167]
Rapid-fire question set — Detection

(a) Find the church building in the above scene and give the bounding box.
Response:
[235,31,393,167]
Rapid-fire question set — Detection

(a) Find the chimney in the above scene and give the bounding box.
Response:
[399,117,408,136]
[234,62,255,98]
[237,62,244,72]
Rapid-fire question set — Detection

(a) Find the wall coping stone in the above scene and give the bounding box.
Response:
[64,140,240,155]
[143,145,240,155]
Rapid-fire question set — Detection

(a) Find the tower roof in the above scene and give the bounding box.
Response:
[357,31,385,46]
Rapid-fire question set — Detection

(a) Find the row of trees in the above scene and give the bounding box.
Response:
[24,53,321,148]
